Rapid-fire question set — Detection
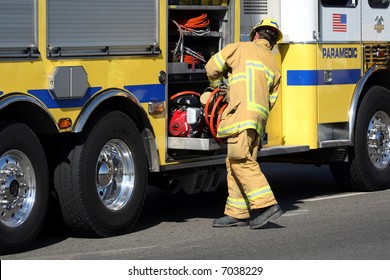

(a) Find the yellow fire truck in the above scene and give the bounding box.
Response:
[0,0,389,253]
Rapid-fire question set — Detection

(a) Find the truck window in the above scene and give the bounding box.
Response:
[368,0,390,8]
[321,0,358,7]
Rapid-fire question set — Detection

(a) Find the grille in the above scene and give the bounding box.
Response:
[364,44,390,71]
[243,0,268,15]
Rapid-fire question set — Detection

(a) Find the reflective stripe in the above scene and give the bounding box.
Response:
[246,61,271,119]
[246,61,275,90]
[247,186,273,202]
[215,58,276,138]
[264,68,275,89]
[269,93,278,108]
[248,67,254,103]
[229,72,246,85]
[248,103,269,120]
[217,120,264,138]
[227,196,249,209]
[209,77,223,88]
[269,94,278,101]
[213,52,226,72]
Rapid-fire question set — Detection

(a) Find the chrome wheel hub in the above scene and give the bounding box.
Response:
[0,150,35,227]
[96,139,135,211]
[367,111,390,169]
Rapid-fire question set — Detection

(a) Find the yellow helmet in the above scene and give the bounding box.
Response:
[249,18,283,43]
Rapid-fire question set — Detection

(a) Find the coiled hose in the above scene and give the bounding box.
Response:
[170,89,227,142]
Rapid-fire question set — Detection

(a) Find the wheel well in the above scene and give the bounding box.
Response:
[84,96,153,135]
[349,68,390,144]
[359,69,390,108]
[0,101,59,168]
[0,101,58,135]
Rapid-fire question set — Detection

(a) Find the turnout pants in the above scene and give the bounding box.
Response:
[224,129,277,219]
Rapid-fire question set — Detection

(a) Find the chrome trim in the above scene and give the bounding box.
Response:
[0,93,59,132]
[319,140,352,148]
[318,123,351,148]
[0,150,36,227]
[96,139,135,211]
[366,111,390,169]
[168,137,225,150]
[258,145,310,157]
[364,43,390,71]
[162,145,310,171]
[73,89,143,133]
[162,155,227,171]
[142,128,160,173]
[348,65,389,144]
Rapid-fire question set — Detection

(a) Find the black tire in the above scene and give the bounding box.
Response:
[0,120,49,254]
[330,86,390,191]
[54,111,147,237]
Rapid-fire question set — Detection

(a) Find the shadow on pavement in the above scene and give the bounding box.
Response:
[134,163,340,231]
[2,163,341,256]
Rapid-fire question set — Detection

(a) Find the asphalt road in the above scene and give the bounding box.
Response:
[1,163,390,260]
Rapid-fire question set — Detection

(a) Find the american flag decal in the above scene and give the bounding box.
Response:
[333,13,347,32]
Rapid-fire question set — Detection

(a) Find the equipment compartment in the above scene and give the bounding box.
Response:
[166,3,232,155]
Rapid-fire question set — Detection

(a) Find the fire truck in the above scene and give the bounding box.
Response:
[0,0,389,253]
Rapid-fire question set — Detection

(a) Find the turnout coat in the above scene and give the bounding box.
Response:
[205,39,281,139]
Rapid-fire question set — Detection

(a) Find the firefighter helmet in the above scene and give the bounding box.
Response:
[249,18,283,44]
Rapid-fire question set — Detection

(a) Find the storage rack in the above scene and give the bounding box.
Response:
[167,3,231,154]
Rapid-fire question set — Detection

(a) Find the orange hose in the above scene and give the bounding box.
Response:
[169,91,200,101]
[178,14,209,31]
[217,103,228,129]
[183,54,201,65]
[169,88,227,142]
[209,95,224,141]
[204,88,220,127]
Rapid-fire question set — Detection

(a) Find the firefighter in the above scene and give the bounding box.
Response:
[205,19,284,229]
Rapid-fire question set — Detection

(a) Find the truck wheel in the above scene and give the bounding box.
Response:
[0,121,49,254]
[54,111,147,237]
[330,86,390,191]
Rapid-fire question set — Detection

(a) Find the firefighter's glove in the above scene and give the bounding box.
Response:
[218,84,229,103]
[222,67,232,79]
[218,84,228,95]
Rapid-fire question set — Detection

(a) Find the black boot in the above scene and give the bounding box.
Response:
[213,216,248,227]
[249,204,283,229]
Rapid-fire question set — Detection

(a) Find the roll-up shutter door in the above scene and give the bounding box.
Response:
[0,0,38,58]
[47,0,160,57]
